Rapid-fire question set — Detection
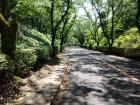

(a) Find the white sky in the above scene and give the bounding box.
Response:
[77,0,107,19]
[77,1,93,18]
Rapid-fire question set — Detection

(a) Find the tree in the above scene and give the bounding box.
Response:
[136,0,140,32]
[0,0,18,59]
[15,0,76,56]
[83,5,102,47]
[120,0,137,30]
[60,12,77,52]
[73,19,87,47]
[14,0,49,34]
[91,0,129,50]
[50,0,72,57]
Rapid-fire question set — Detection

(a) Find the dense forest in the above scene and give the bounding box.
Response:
[0,0,140,104]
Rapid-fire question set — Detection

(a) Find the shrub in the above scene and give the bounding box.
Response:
[114,28,140,48]
[35,47,51,61]
[14,24,55,74]
[15,48,37,69]
[17,25,51,48]
[0,53,15,73]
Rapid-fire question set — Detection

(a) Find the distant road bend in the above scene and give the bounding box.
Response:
[56,47,140,105]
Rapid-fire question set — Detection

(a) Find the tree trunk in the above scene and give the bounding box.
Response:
[136,0,140,32]
[50,0,71,58]
[108,39,114,53]
[60,19,67,53]
[1,24,17,59]
[60,34,64,53]
[96,42,99,47]
[109,0,114,53]
[0,14,18,60]
[106,37,112,52]
[51,31,57,58]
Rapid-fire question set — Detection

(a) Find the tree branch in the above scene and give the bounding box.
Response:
[0,13,10,28]
[54,0,71,32]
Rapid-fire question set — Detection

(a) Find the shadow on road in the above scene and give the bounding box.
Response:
[58,48,140,105]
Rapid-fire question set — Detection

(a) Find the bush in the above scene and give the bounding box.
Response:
[15,48,37,69]
[35,47,51,61]
[15,25,54,72]
[0,53,15,73]
[17,25,51,48]
[114,28,140,48]
[16,24,52,64]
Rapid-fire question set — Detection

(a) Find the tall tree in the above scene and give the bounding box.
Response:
[91,0,128,50]
[50,0,71,57]
[0,0,18,59]
[73,19,87,47]
[136,0,140,32]
[83,5,102,47]
[14,0,49,34]
[60,13,76,52]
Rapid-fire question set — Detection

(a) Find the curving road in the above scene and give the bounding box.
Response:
[56,47,140,105]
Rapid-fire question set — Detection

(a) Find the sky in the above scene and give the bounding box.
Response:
[77,1,93,18]
[77,0,107,19]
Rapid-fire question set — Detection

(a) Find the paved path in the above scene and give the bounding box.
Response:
[14,54,69,105]
[56,47,140,105]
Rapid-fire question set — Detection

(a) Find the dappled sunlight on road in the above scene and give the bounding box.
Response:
[57,47,140,105]
[15,55,69,105]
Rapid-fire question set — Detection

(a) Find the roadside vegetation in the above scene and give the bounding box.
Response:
[71,0,140,59]
[114,28,140,48]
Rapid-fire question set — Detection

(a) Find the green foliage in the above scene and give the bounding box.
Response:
[67,36,79,46]
[17,25,51,48]
[35,47,51,61]
[99,37,108,46]
[0,53,15,72]
[73,19,87,47]
[13,0,50,32]
[16,49,37,68]
[114,28,140,48]
[15,25,52,71]
[14,76,25,86]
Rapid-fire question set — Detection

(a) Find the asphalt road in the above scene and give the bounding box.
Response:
[57,47,140,105]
